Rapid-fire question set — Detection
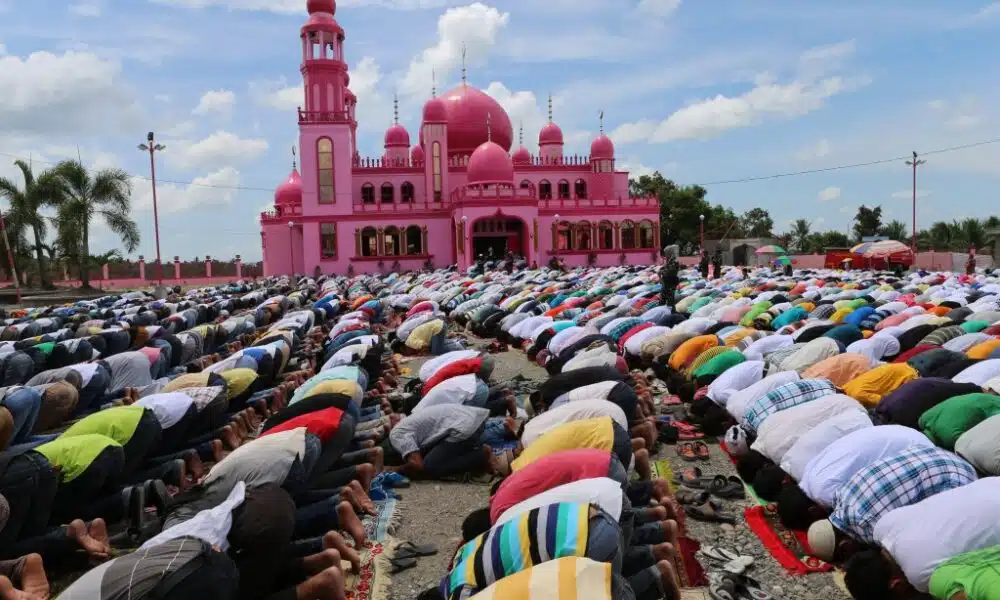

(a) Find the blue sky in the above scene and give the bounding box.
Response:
[0,0,997,261]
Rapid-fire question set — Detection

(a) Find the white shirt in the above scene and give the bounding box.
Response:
[521,400,628,448]
[846,336,901,363]
[707,361,765,407]
[137,392,197,429]
[952,359,1000,387]
[751,394,865,464]
[726,371,800,422]
[413,374,479,412]
[418,350,479,382]
[139,482,245,552]
[548,327,586,356]
[943,333,993,353]
[874,477,1000,592]
[798,425,933,507]
[567,380,622,405]
[322,344,368,371]
[69,363,100,387]
[742,335,794,361]
[623,326,670,356]
[780,410,873,481]
[495,478,624,526]
[562,346,618,373]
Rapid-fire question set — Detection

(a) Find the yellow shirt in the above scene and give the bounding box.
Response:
[469,557,611,600]
[163,373,212,392]
[303,379,363,405]
[842,363,919,408]
[967,339,1000,360]
[406,320,444,351]
[668,335,719,371]
[221,368,259,399]
[511,416,615,472]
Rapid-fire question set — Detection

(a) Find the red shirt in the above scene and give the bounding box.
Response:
[262,406,345,443]
[488,449,612,523]
[893,344,936,364]
[422,357,482,395]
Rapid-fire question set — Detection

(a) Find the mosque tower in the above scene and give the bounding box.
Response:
[298,0,352,212]
[589,111,616,200]
[421,71,449,202]
[538,94,564,164]
[383,94,410,165]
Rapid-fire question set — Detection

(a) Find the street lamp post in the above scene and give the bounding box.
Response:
[699,214,705,251]
[553,214,560,255]
[905,151,926,254]
[138,132,165,285]
[287,221,296,275]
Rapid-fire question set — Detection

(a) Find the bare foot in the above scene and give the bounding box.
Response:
[359,439,375,449]
[348,481,375,513]
[339,487,370,515]
[210,439,228,463]
[336,501,366,548]
[655,560,682,600]
[651,542,675,561]
[366,447,384,473]
[220,425,241,450]
[184,451,205,481]
[302,548,341,575]
[68,519,110,561]
[323,532,361,573]
[355,463,376,491]
[294,566,346,600]
[0,575,35,600]
[20,554,49,600]
[662,519,680,547]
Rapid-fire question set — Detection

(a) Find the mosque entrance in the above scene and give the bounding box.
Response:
[471,217,526,260]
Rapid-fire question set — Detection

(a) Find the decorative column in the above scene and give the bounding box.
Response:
[205,255,212,277]
[654,221,661,249]
[376,228,385,256]
[354,229,361,256]
[421,226,428,255]
[592,222,598,249]
[613,223,621,249]
[102,263,109,280]
[532,219,539,252]
[173,256,181,279]
[138,256,146,280]
[235,255,242,278]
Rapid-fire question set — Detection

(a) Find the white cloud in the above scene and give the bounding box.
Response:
[193,90,235,116]
[927,99,946,110]
[151,0,454,12]
[818,186,841,202]
[796,138,831,161]
[484,83,545,146]
[69,1,102,16]
[636,0,680,17]
[168,131,268,171]
[251,79,302,112]
[946,114,982,129]
[891,189,931,200]
[610,120,659,145]
[400,3,510,97]
[799,40,856,66]
[132,167,241,215]
[0,50,139,136]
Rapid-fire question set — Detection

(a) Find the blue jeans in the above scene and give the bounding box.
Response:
[480,417,509,447]
[3,388,43,446]
[76,364,111,416]
[430,328,464,355]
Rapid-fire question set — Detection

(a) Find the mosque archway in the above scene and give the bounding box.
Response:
[733,243,754,266]
[471,215,528,260]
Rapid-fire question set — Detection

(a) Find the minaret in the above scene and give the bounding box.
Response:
[589,109,616,201]
[538,93,564,163]
[422,68,449,202]
[383,93,410,164]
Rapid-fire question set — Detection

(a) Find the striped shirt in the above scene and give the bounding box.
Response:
[743,379,837,432]
[829,445,977,543]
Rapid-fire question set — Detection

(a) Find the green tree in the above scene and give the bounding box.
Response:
[852,205,883,241]
[791,219,812,252]
[0,160,66,288]
[818,230,851,248]
[741,208,774,237]
[928,221,953,250]
[630,172,710,250]
[880,220,909,243]
[54,160,139,288]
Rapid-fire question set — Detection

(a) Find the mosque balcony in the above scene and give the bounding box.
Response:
[260,204,302,223]
[353,156,424,171]
[298,109,352,124]
[516,155,593,168]
[351,199,449,213]
[450,182,538,205]
[538,195,659,212]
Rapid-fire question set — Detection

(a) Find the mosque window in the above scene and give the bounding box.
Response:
[360,227,378,256]
[401,182,415,203]
[575,179,588,199]
[320,223,337,258]
[381,182,394,204]
[520,180,531,189]
[576,221,592,251]
[432,142,442,202]
[598,221,614,249]
[556,221,572,251]
[383,226,402,256]
[558,180,570,199]
[406,225,423,255]
[638,220,655,248]
[361,183,375,204]
[539,180,552,200]
[317,138,334,204]
[621,220,636,249]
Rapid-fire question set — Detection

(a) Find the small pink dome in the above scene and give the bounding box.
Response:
[307,0,335,14]
[275,168,302,205]
[423,97,447,123]
[539,122,563,146]
[384,124,410,148]
[511,146,531,165]
[411,145,425,163]
[467,141,514,184]
[590,134,615,159]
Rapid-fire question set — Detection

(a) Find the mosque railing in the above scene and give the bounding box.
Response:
[538,195,659,209]
[351,200,448,213]
[298,109,352,124]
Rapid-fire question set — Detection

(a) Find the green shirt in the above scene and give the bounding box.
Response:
[36,434,121,482]
[918,393,1000,450]
[693,350,746,380]
[62,405,145,446]
[33,342,55,355]
[961,320,991,333]
[930,545,1000,600]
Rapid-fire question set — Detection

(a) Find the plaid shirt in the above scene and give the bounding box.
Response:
[180,385,226,411]
[743,379,837,432]
[830,445,976,543]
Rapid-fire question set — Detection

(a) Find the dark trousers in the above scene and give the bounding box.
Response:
[158,404,200,454]
[75,363,111,416]
[0,451,58,548]
[422,436,487,479]
[120,409,163,479]
[308,416,356,489]
[51,445,126,525]
[157,549,240,600]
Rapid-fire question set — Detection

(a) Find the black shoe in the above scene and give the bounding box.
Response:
[121,484,146,533]
[145,479,172,518]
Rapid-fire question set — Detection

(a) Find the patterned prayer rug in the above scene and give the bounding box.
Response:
[651,458,676,494]
[344,540,391,600]
[362,498,399,543]
[743,504,833,575]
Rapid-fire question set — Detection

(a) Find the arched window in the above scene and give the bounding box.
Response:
[383,226,401,256]
[621,220,636,249]
[401,181,414,203]
[317,138,334,204]
[576,221,592,250]
[575,179,587,199]
[361,183,375,204]
[380,182,394,204]
[406,225,423,255]
[558,179,570,199]
[519,179,531,189]
[638,220,655,248]
[539,180,552,200]
[432,142,442,202]
[598,221,614,249]
[320,223,337,258]
[361,227,378,256]
[556,220,572,251]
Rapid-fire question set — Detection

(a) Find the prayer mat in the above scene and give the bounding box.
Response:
[674,535,709,587]
[362,498,399,543]
[743,504,833,575]
[651,459,676,494]
[345,540,391,600]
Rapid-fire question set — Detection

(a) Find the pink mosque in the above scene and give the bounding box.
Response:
[259,0,661,276]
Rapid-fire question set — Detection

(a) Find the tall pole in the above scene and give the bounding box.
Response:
[0,213,21,304]
[138,133,166,286]
[905,151,926,254]
[699,214,705,250]
[288,221,295,275]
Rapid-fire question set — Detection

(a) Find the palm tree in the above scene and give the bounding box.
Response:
[791,219,812,252]
[0,160,65,288]
[928,221,952,250]
[54,160,138,288]
[880,220,909,243]
[958,218,987,252]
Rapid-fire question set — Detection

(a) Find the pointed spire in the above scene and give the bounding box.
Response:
[547,93,553,123]
[599,110,604,134]
[291,146,297,170]
[486,112,492,142]
[461,42,467,86]
[518,122,523,146]
[393,92,399,125]
[431,69,437,97]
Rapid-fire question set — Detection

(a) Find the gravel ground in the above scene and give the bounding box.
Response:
[388,345,850,600]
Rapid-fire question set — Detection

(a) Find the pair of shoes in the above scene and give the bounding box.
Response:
[121,480,172,533]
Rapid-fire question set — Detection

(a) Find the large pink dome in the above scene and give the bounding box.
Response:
[384,124,410,147]
[422,97,447,123]
[539,122,563,145]
[440,86,513,155]
[275,168,302,205]
[590,134,615,159]
[511,146,531,166]
[467,141,513,184]
[411,145,425,163]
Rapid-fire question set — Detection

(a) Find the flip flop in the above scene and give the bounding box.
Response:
[394,541,438,560]
[688,500,737,525]
[698,545,739,564]
[677,442,698,462]
[389,556,418,573]
[694,441,711,461]
[708,475,746,499]
[675,467,718,489]
[674,487,710,505]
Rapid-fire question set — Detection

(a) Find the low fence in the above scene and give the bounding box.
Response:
[678,251,994,272]
[0,256,264,290]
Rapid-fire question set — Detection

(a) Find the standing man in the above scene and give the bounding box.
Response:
[659,249,680,309]
[698,250,710,279]
[711,249,723,280]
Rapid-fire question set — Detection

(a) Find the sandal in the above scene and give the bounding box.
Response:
[389,556,417,573]
[674,487,709,505]
[394,541,439,560]
[687,500,737,525]
[694,441,711,461]
[708,475,746,499]
[677,442,698,462]
[675,467,719,490]
[678,430,706,441]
